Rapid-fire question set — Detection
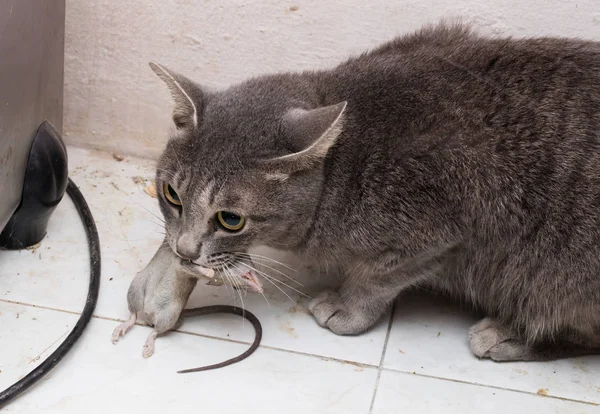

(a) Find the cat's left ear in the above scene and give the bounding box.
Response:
[149,62,204,130]
[262,101,347,173]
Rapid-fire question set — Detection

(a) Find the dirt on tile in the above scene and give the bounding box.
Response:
[144,182,157,198]
[338,359,369,373]
[276,317,299,339]
[26,242,41,252]
[574,360,590,373]
[536,388,548,396]
[288,304,309,315]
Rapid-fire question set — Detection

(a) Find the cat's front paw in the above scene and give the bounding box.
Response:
[468,318,534,361]
[308,290,370,335]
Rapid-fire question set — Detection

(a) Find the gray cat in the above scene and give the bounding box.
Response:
[149,22,600,362]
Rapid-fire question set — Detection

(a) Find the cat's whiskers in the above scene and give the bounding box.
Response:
[136,204,165,224]
[238,259,294,303]
[250,267,296,305]
[234,252,298,273]
[221,263,238,301]
[235,254,304,287]
[260,271,311,298]
[238,259,311,301]
[253,261,303,287]
[230,261,271,308]
[224,264,246,318]
[220,265,236,302]
[219,265,237,305]
[142,217,166,229]
[138,217,167,234]
[124,202,167,236]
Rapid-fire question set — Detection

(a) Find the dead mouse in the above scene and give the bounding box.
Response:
[111,241,262,372]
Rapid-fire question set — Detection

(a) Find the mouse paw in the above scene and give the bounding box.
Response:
[111,314,136,344]
[142,343,155,358]
[111,325,128,344]
[142,330,158,358]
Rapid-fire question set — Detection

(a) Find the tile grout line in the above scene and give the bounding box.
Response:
[368,305,396,414]
[0,298,259,345]
[0,298,84,317]
[0,298,379,367]
[381,368,599,407]
[4,297,597,407]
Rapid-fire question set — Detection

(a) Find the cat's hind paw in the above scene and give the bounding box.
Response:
[308,290,370,335]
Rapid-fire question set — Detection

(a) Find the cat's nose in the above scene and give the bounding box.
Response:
[176,234,200,261]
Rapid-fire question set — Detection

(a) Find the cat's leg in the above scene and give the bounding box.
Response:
[308,251,447,335]
[308,287,391,335]
[308,266,410,335]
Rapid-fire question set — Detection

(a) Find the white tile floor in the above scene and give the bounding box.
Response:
[0,147,598,413]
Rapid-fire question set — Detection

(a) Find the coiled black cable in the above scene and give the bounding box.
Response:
[0,178,101,408]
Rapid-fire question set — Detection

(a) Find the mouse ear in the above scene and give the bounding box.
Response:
[260,101,347,173]
[149,62,204,131]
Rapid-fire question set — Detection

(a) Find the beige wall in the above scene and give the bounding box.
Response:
[64,0,600,159]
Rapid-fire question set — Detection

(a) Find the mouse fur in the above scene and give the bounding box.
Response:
[111,240,212,357]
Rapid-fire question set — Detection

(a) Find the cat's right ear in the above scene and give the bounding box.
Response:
[260,102,347,174]
[149,62,203,130]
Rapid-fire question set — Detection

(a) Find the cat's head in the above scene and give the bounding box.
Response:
[150,62,346,291]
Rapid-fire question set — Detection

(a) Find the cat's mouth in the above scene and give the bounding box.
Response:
[238,269,263,293]
[182,259,263,293]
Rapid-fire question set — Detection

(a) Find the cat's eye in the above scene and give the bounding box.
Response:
[163,183,182,206]
[217,211,245,232]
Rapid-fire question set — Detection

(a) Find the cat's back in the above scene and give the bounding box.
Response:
[309,23,600,255]
[338,22,600,79]
[315,22,600,154]
[320,22,600,109]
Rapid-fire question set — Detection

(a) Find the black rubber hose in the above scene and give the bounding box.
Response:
[0,178,101,408]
